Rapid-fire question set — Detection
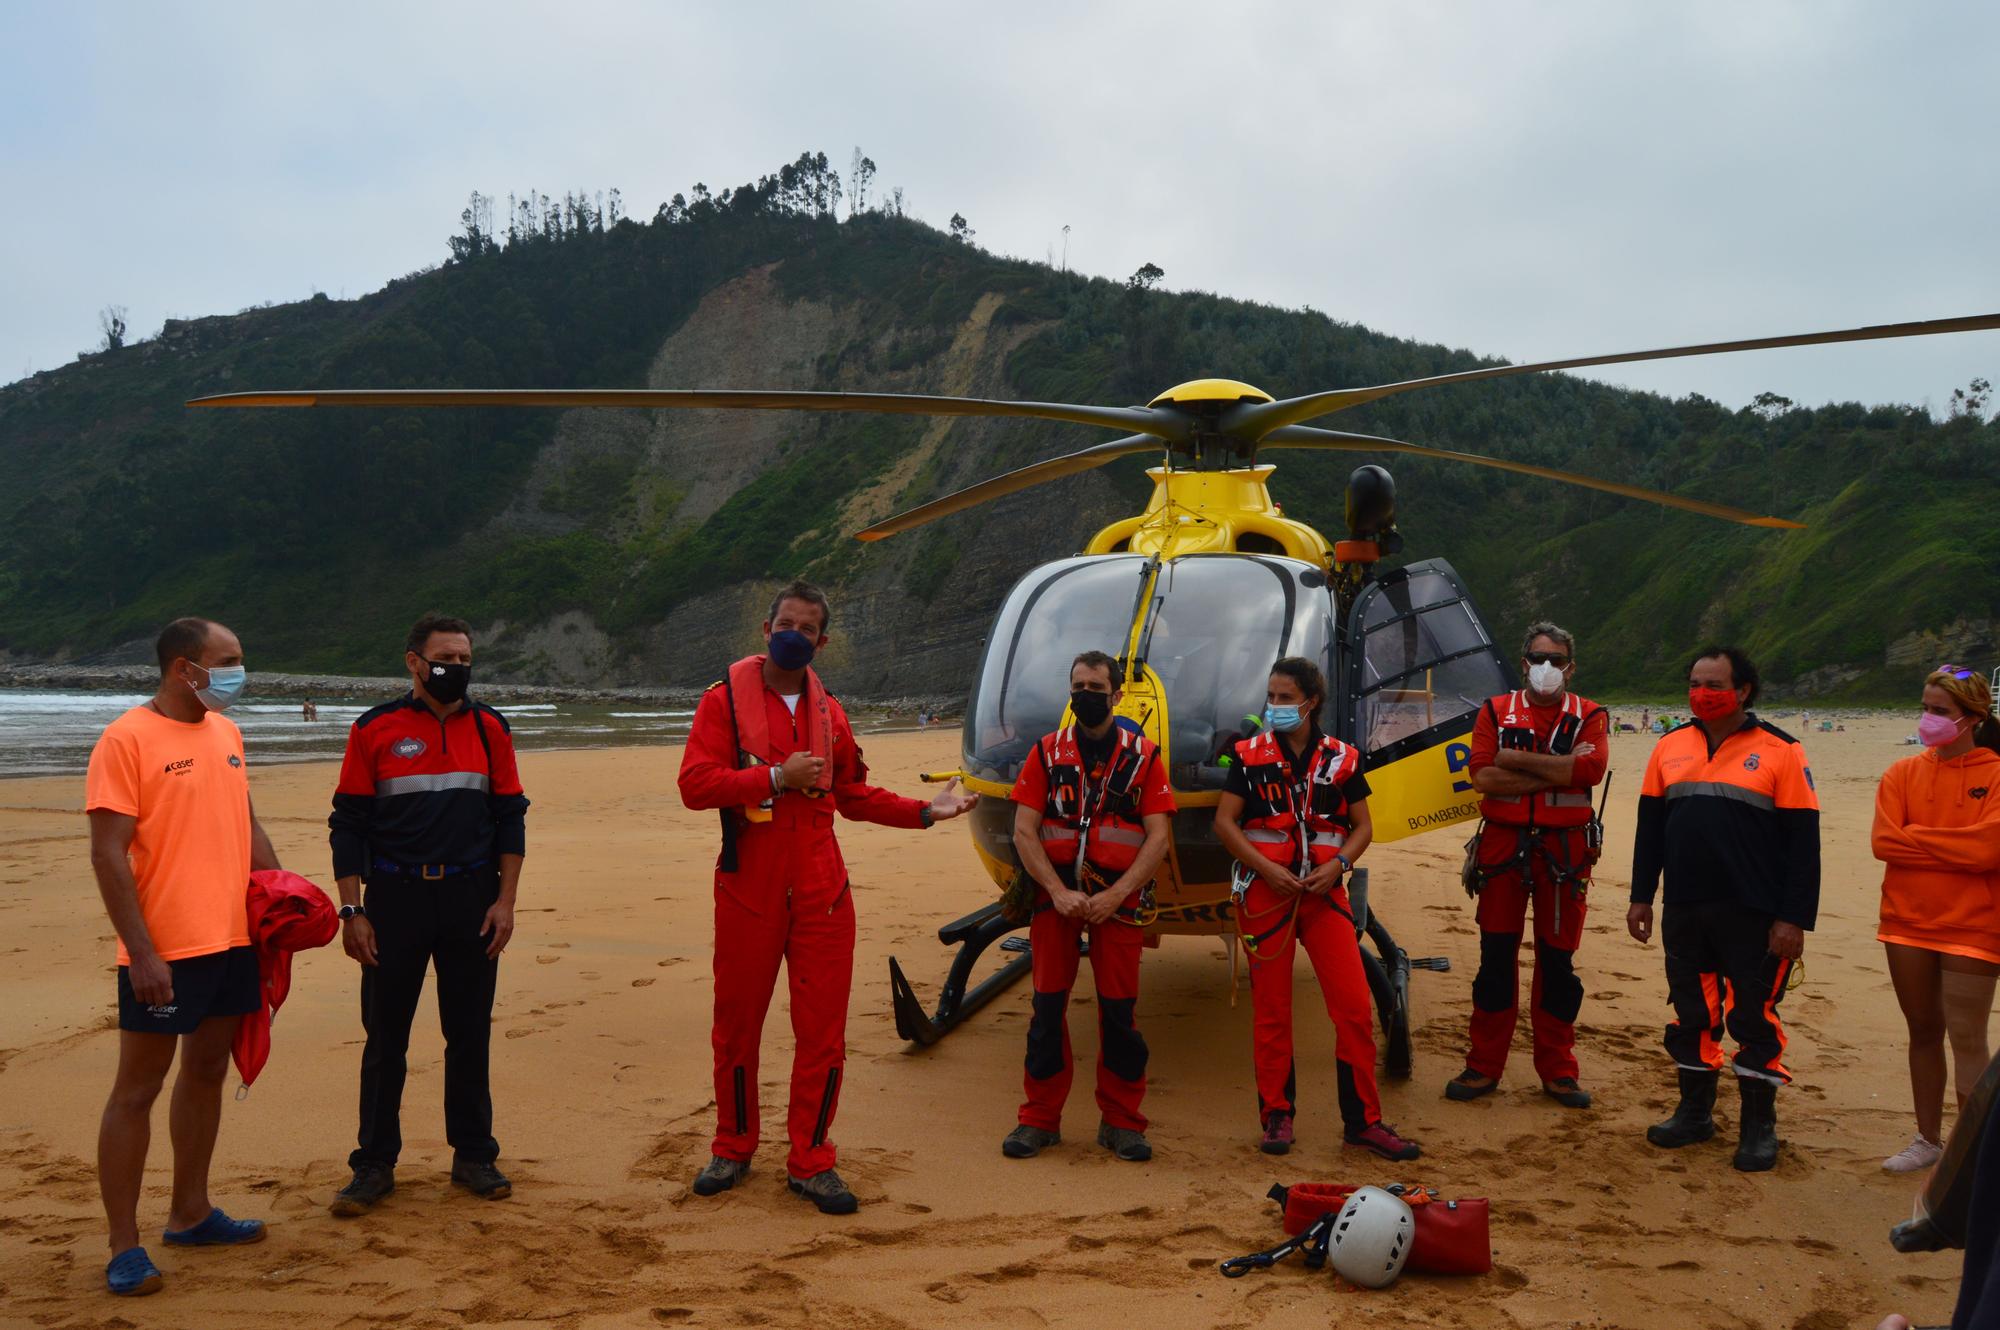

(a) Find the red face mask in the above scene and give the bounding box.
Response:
[1688,686,1740,721]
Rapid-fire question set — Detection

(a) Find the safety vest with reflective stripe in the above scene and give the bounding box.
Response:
[1036,725,1160,875]
[1478,690,1604,829]
[1232,730,1358,871]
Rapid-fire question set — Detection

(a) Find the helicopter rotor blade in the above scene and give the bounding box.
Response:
[1261,424,1805,529]
[185,387,1187,442]
[855,434,1162,542]
[1232,311,2000,437]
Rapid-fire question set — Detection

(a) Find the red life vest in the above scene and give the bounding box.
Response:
[1478,689,1602,829]
[725,654,834,797]
[1035,724,1160,877]
[1232,729,1359,872]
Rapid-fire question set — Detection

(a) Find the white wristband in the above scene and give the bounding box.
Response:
[769,766,783,795]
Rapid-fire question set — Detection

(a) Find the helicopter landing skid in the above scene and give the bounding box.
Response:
[888,902,1031,1047]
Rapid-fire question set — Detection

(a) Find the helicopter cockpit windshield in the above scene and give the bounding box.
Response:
[962,554,1335,788]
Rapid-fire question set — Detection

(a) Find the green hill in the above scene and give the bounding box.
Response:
[2,152,1994,700]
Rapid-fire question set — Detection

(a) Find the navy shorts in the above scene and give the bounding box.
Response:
[117,945,261,1035]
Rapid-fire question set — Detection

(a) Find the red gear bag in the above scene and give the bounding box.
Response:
[1271,1182,1492,1275]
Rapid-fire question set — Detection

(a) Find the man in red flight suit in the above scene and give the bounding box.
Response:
[1446,623,1609,1110]
[677,580,976,1214]
[1002,651,1175,1163]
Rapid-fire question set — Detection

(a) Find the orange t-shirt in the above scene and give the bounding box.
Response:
[85,705,252,964]
[1873,747,2000,963]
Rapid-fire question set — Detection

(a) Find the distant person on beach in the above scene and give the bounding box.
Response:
[86,617,283,1296]
[1445,623,1608,1112]
[1005,650,1176,1165]
[677,581,976,1215]
[1871,665,2000,1173]
[1630,645,1819,1173]
[1215,656,1418,1161]
[325,613,530,1216]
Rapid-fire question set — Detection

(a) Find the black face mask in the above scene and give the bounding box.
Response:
[1070,689,1113,728]
[421,658,472,706]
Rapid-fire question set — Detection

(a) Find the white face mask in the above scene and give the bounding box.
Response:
[1527,661,1566,696]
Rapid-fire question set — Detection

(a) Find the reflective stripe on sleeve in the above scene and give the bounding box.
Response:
[1664,781,1775,812]
[1094,827,1146,847]
[374,772,493,796]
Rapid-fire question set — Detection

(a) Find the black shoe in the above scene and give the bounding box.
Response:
[788,1169,859,1215]
[450,1158,512,1200]
[691,1155,749,1196]
[1444,1070,1498,1102]
[1733,1076,1780,1172]
[1097,1122,1152,1162]
[1002,1125,1061,1159]
[330,1163,395,1217]
[1646,1069,1719,1149]
[1543,1077,1593,1110]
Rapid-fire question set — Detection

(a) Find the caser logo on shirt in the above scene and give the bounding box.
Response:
[162,758,194,775]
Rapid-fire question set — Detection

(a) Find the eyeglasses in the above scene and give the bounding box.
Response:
[1524,652,1571,667]
[1937,664,1980,681]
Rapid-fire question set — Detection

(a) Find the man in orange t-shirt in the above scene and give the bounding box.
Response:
[86,618,282,1297]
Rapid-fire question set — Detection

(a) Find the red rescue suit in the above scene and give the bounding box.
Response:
[1463,690,1608,1083]
[677,656,928,1178]
[1011,725,1175,1133]
[1231,729,1382,1131]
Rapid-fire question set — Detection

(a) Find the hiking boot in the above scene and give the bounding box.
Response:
[1543,1077,1593,1110]
[450,1158,512,1200]
[788,1168,859,1215]
[330,1163,395,1217]
[1345,1121,1422,1161]
[1733,1076,1779,1173]
[1884,1134,1944,1174]
[1097,1122,1153,1162]
[1444,1070,1498,1102]
[1646,1069,1719,1149]
[1259,1113,1295,1156]
[690,1155,748,1196]
[1002,1125,1061,1159]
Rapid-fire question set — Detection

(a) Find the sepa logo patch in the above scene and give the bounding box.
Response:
[392,737,427,759]
[228,754,242,768]
[1743,754,1761,771]
[1974,787,1990,800]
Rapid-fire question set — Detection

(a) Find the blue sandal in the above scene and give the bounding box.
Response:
[107,1246,162,1296]
[162,1207,265,1247]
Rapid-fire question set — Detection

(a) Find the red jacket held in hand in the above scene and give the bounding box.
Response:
[234,869,339,1088]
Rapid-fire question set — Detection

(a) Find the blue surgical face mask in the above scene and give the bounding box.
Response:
[1263,703,1304,733]
[768,629,817,671]
[190,663,247,712]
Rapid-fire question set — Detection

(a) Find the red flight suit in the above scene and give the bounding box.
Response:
[1011,725,1176,1133]
[677,657,928,1178]
[1230,728,1382,1131]
[1463,690,1608,1083]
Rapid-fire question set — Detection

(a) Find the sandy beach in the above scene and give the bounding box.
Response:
[0,715,1968,1329]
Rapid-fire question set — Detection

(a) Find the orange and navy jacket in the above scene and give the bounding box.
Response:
[1630,714,1820,928]
[328,695,529,878]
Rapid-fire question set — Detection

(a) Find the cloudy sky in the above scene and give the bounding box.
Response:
[4,1,1995,411]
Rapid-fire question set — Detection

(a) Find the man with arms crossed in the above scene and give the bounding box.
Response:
[88,617,281,1296]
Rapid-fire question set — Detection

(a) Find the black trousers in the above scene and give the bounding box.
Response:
[351,870,501,1168]
[1661,899,1794,1084]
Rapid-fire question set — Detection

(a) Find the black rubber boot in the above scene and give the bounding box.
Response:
[1645,1069,1718,1148]
[1732,1076,1779,1172]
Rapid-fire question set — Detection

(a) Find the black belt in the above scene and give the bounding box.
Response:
[371,857,490,881]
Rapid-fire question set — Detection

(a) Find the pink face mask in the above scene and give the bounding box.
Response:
[1919,712,1966,748]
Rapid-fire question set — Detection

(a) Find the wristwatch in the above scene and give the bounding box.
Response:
[339,904,366,921]
[920,805,936,828]
[1334,852,1353,873]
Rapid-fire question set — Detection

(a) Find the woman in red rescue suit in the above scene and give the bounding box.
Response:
[1214,657,1421,1161]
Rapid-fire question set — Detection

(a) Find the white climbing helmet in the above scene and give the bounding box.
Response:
[1327,1185,1415,1289]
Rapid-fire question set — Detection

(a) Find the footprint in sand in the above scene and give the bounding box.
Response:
[632,978,657,988]
[536,955,562,965]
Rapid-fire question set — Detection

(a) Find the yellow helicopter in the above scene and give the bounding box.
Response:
[191,309,2000,1066]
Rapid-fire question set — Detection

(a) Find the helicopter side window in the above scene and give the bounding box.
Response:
[1344,559,1512,763]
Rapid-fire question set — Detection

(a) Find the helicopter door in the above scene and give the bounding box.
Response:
[1339,558,1516,844]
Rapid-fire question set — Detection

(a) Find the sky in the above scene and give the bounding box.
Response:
[3,0,1996,412]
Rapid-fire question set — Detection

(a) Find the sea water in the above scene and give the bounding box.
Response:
[0,689,698,779]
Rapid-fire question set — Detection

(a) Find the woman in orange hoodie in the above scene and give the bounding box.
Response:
[1873,665,2000,1173]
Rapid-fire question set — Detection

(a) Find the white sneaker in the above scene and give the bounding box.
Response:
[1883,1134,1943,1173]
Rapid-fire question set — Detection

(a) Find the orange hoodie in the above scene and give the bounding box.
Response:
[1873,746,2000,963]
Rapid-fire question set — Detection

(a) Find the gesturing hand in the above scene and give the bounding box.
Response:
[928,777,978,822]
[780,751,827,790]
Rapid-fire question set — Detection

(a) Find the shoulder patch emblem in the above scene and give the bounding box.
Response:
[392,736,427,759]
[228,753,242,768]
[1743,754,1761,771]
